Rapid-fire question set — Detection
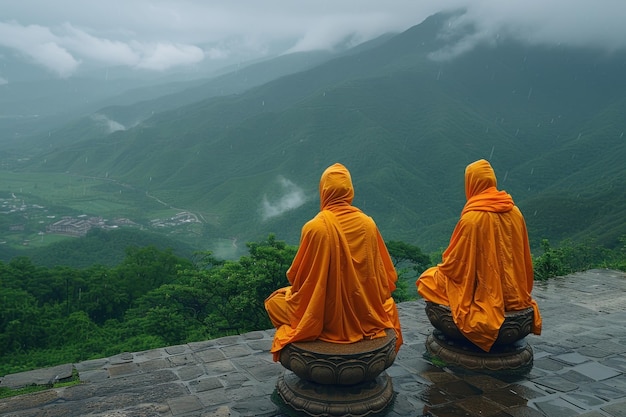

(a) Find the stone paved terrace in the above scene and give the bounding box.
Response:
[1,269,626,417]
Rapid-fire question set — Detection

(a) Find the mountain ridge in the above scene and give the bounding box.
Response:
[5,12,626,254]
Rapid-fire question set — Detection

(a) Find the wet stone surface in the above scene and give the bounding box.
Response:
[0,269,625,416]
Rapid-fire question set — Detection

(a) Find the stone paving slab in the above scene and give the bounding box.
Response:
[0,364,73,389]
[0,268,625,417]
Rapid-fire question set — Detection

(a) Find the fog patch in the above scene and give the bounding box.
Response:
[427,12,494,62]
[92,113,126,133]
[208,238,242,261]
[429,2,626,63]
[0,76,7,85]
[261,176,307,220]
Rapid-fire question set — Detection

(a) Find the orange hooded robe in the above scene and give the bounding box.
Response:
[417,159,542,352]
[265,163,403,361]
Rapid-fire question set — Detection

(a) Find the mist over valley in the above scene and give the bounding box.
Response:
[1,9,625,266]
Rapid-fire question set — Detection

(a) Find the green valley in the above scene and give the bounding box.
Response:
[1,12,625,261]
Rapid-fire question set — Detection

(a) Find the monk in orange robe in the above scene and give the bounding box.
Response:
[265,163,403,361]
[417,159,542,352]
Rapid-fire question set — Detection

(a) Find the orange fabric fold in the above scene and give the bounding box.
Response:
[265,163,403,361]
[417,159,542,352]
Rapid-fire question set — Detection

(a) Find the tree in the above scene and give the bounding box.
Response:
[0,288,43,353]
[386,241,431,272]
[244,234,295,299]
[115,245,193,308]
[386,241,431,301]
[191,250,225,270]
[533,239,567,280]
[80,265,128,324]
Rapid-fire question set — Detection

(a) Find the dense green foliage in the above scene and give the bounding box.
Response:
[0,245,192,367]
[2,231,625,377]
[386,240,432,301]
[8,228,196,268]
[0,236,431,377]
[532,237,626,280]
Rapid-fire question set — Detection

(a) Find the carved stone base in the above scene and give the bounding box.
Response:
[276,370,394,417]
[425,302,534,346]
[279,331,397,385]
[425,330,534,375]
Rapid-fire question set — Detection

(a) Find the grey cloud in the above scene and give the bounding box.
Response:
[91,114,126,133]
[0,21,80,77]
[61,23,139,66]
[0,19,205,77]
[2,0,625,78]
[133,42,204,71]
[261,177,308,220]
[432,1,626,61]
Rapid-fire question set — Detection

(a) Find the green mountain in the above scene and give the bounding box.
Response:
[8,13,626,255]
[0,35,393,150]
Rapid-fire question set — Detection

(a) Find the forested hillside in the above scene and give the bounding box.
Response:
[1,233,624,378]
[0,236,418,376]
[3,12,626,257]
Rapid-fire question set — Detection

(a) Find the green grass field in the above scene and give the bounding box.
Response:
[1,170,182,217]
[0,169,195,253]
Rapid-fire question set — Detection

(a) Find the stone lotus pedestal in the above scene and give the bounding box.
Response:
[424,302,535,374]
[275,331,397,417]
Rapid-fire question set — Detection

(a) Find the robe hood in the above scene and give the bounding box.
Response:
[320,163,354,210]
[463,159,514,215]
[465,159,497,200]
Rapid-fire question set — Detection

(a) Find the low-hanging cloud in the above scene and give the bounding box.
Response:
[0,20,204,78]
[91,114,126,134]
[0,21,80,77]
[61,23,139,66]
[261,176,308,221]
[429,1,626,61]
[134,42,204,71]
[2,0,625,78]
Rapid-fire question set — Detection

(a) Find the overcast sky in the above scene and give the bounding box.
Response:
[1,0,625,79]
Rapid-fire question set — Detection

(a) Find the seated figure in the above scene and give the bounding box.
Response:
[417,159,542,352]
[265,163,403,362]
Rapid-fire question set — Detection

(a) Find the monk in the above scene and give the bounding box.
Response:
[265,163,403,361]
[417,159,542,352]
